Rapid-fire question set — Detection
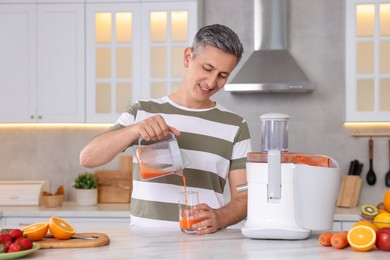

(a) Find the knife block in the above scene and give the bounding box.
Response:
[336,175,362,208]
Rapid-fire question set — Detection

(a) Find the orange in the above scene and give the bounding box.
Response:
[48,216,76,240]
[352,220,378,232]
[347,225,376,252]
[22,222,49,241]
[384,189,390,212]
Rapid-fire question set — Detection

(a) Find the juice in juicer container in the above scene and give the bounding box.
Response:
[241,113,341,240]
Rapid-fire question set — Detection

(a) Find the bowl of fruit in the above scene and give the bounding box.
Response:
[0,228,40,259]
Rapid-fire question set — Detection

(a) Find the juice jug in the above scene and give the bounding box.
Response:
[135,133,191,180]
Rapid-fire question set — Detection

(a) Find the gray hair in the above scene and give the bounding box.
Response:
[191,24,244,64]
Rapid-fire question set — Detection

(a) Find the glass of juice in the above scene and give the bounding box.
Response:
[178,191,202,234]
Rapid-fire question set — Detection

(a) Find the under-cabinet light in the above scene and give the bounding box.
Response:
[0,123,112,129]
[344,122,390,127]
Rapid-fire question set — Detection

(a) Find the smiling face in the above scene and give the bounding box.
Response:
[172,45,238,109]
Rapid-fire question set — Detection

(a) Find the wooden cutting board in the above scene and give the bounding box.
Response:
[37,233,110,249]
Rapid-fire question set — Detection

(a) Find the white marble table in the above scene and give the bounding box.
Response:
[22,226,390,259]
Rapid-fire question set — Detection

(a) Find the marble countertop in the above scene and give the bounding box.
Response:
[21,226,390,259]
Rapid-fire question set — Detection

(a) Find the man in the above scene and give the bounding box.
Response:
[80,24,252,234]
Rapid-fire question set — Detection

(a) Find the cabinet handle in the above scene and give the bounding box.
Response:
[30,115,34,119]
[38,115,42,119]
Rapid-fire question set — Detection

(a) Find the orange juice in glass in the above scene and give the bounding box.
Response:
[178,191,202,234]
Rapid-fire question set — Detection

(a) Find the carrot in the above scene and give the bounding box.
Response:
[318,232,333,247]
[330,231,349,249]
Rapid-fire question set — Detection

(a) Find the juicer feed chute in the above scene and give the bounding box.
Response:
[260,113,289,201]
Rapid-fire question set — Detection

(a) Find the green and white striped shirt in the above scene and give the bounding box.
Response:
[112,96,252,229]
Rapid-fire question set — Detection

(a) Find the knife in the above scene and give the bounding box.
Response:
[356,163,363,176]
[348,160,356,175]
[45,234,99,240]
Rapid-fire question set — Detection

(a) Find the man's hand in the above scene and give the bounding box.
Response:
[190,168,248,235]
[191,204,219,234]
[136,114,180,141]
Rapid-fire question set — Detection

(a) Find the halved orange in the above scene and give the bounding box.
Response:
[352,220,378,232]
[22,222,49,241]
[347,225,376,252]
[48,216,76,240]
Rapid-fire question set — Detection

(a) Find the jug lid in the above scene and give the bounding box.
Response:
[260,113,289,121]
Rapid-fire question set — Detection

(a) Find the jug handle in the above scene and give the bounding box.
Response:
[138,132,175,146]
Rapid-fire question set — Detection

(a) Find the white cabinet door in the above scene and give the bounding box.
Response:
[86,3,142,123]
[0,4,36,122]
[0,2,85,123]
[345,0,390,122]
[140,1,200,100]
[37,3,85,122]
[86,0,201,123]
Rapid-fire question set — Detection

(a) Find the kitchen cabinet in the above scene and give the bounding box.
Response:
[86,0,201,123]
[332,207,360,231]
[332,220,356,232]
[0,202,131,228]
[0,1,85,123]
[346,0,390,122]
[0,0,200,123]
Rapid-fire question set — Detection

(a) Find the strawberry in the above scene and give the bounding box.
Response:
[7,242,23,253]
[3,240,12,253]
[9,229,24,240]
[19,238,33,250]
[0,233,12,243]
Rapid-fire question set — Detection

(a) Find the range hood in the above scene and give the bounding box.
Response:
[225,0,314,93]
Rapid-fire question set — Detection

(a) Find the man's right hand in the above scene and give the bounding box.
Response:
[136,114,180,141]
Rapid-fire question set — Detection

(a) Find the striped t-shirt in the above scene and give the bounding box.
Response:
[112,96,252,229]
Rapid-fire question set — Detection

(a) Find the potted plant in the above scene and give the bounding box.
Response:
[73,172,98,206]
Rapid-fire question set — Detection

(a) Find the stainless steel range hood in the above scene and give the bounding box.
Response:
[225,0,314,93]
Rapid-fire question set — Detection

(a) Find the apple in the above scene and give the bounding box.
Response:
[376,227,390,251]
[9,229,24,240]
[7,242,23,253]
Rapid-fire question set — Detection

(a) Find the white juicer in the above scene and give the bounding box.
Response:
[241,113,341,240]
